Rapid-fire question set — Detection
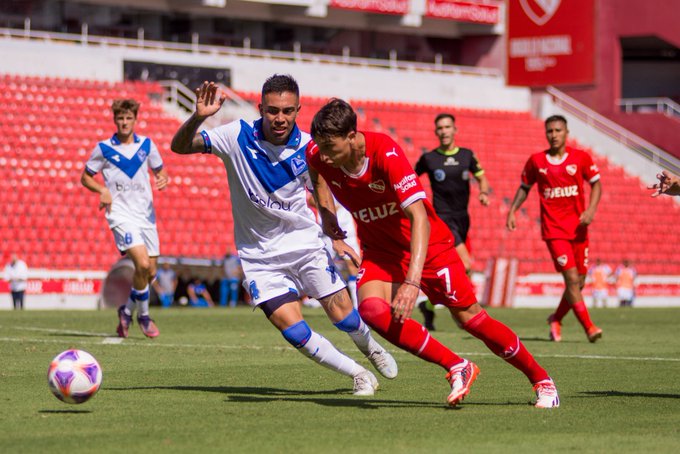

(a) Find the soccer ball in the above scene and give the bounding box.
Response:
[47,349,102,404]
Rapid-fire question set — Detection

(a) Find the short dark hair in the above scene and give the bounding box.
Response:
[545,115,568,127]
[434,113,455,125]
[261,74,299,100]
[112,99,140,117]
[311,98,357,141]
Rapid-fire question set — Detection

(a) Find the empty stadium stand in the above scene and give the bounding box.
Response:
[2,74,678,275]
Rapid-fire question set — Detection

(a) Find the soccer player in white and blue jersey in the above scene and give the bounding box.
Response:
[81,99,168,338]
[170,75,397,396]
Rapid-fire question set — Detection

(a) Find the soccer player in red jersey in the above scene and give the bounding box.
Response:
[506,115,603,343]
[306,98,559,408]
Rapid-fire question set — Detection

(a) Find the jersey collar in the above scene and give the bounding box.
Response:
[111,133,140,145]
[253,118,301,148]
[436,146,459,156]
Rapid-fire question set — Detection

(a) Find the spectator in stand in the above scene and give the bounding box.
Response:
[615,260,637,307]
[81,98,168,338]
[648,170,680,197]
[506,115,603,343]
[221,250,244,307]
[414,113,490,330]
[4,254,28,310]
[588,258,612,308]
[153,262,178,308]
[188,277,215,307]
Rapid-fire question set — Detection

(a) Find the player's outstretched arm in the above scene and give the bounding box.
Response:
[392,200,429,324]
[506,186,529,231]
[309,166,347,240]
[648,170,680,197]
[171,81,227,155]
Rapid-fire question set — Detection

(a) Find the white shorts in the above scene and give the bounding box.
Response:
[617,288,634,301]
[112,223,160,257]
[241,247,346,306]
[592,289,608,300]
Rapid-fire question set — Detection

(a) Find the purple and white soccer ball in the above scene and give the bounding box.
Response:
[47,349,102,404]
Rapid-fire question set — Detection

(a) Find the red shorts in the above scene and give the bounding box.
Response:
[358,243,477,309]
[545,238,589,274]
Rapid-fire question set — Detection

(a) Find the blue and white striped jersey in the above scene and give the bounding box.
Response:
[203,119,325,261]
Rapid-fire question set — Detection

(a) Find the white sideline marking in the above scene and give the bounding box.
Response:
[0,334,679,362]
[0,325,111,337]
[102,338,124,344]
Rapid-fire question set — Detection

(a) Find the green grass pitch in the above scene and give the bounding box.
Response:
[1,307,679,453]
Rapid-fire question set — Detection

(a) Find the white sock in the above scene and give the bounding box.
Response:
[124,299,136,316]
[131,285,150,316]
[299,331,365,377]
[346,318,380,356]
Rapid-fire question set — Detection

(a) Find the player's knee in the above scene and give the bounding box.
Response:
[281,320,312,348]
[135,259,152,278]
[334,308,361,332]
[358,297,391,330]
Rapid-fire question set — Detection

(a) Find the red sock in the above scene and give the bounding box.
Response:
[572,301,594,330]
[359,297,462,371]
[463,310,549,384]
[553,296,571,322]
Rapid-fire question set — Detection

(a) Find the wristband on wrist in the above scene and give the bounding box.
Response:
[403,279,421,289]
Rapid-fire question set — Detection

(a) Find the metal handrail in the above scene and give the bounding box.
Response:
[0,26,502,78]
[547,86,680,175]
[618,97,680,118]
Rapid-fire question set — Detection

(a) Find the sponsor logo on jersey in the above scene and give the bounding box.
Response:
[357,268,365,283]
[115,181,146,192]
[434,169,446,182]
[393,174,417,194]
[368,179,386,193]
[566,164,577,176]
[539,168,548,175]
[556,254,568,267]
[543,185,579,199]
[248,188,292,211]
[111,155,121,162]
[448,290,458,303]
[444,157,459,166]
[331,180,342,188]
[352,202,399,224]
[386,148,398,157]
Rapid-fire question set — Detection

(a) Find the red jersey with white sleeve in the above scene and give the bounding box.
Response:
[521,146,600,241]
[307,131,453,262]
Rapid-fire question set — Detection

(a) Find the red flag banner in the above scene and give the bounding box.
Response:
[507,0,595,86]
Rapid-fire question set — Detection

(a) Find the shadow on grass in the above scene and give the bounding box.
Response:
[106,385,520,409]
[38,409,93,414]
[578,390,680,399]
[519,336,579,343]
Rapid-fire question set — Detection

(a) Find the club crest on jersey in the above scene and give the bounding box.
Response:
[434,169,446,182]
[291,157,306,176]
[520,0,561,26]
[566,164,577,176]
[556,255,568,267]
[368,180,386,193]
[356,268,365,283]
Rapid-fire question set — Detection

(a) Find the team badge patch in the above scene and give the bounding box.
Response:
[249,280,260,300]
[291,157,306,176]
[434,169,446,182]
[556,255,568,267]
[368,180,386,193]
[124,232,133,245]
[520,0,561,26]
[566,164,577,176]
